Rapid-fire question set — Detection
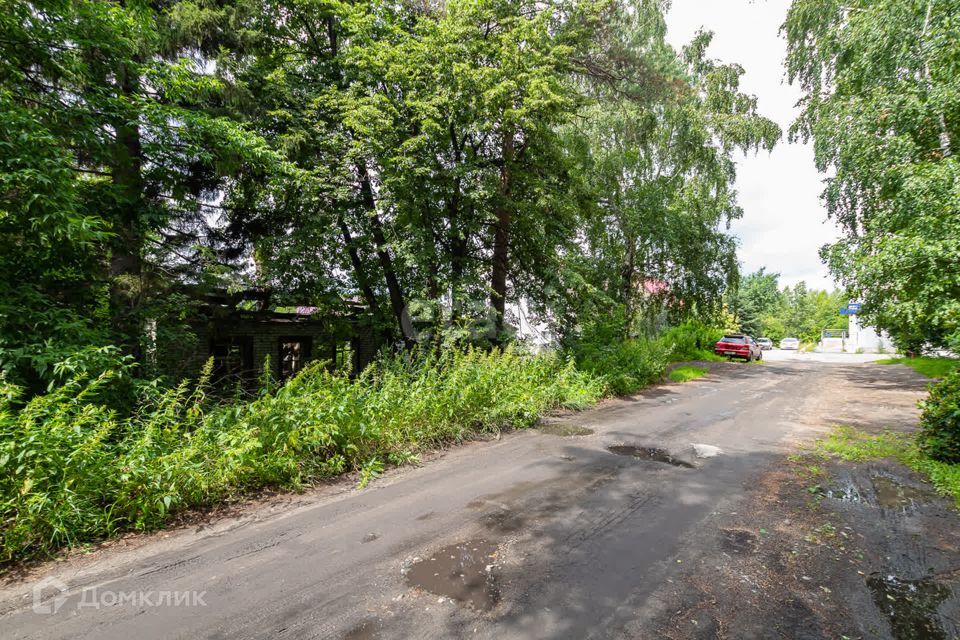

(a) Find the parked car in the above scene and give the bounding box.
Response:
[757,337,774,350]
[780,337,800,350]
[714,334,763,362]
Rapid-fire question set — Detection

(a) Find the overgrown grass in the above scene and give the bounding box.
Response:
[875,356,960,379]
[1,320,730,564]
[0,346,602,563]
[571,337,667,396]
[668,365,709,383]
[815,426,960,507]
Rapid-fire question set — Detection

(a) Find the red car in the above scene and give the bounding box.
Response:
[714,334,763,362]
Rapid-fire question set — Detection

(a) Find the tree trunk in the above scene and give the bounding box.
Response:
[621,234,637,338]
[336,213,383,318]
[922,0,953,156]
[448,178,468,320]
[447,123,468,320]
[110,61,145,359]
[356,161,417,347]
[489,130,515,342]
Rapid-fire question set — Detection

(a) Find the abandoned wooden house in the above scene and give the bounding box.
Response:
[175,288,384,386]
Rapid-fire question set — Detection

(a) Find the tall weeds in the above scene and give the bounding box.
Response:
[0,347,601,563]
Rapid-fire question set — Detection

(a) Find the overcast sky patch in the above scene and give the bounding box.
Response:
[665,0,842,290]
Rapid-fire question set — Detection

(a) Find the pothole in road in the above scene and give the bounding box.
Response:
[825,476,935,508]
[824,480,862,503]
[404,540,500,612]
[343,618,382,640]
[866,573,952,640]
[607,446,694,468]
[871,476,936,508]
[538,424,594,436]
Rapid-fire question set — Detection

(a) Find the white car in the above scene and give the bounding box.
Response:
[780,337,800,350]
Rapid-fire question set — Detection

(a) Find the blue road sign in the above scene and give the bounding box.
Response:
[847,302,862,313]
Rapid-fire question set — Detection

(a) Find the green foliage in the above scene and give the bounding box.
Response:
[786,0,960,351]
[731,269,848,343]
[566,26,780,335]
[658,320,725,361]
[732,268,782,337]
[567,319,725,395]
[876,357,960,379]
[918,370,960,463]
[668,366,708,383]
[567,318,668,396]
[0,347,602,562]
[816,426,960,507]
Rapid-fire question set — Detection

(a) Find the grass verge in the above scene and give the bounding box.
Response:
[815,426,960,507]
[668,365,709,383]
[874,356,960,378]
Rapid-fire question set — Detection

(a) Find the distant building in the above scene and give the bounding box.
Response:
[845,313,896,353]
[166,288,383,386]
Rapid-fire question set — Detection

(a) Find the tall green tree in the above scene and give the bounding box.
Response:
[0,0,278,386]
[733,268,783,337]
[785,0,960,351]
[569,28,780,337]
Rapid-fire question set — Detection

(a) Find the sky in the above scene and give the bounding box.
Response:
[665,0,841,290]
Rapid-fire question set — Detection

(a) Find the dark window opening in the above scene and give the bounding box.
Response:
[279,336,312,380]
[211,336,254,383]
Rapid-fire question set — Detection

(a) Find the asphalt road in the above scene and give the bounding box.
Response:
[0,360,918,639]
[762,348,896,363]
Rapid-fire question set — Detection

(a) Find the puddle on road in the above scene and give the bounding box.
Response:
[825,480,862,503]
[343,618,382,640]
[607,446,694,468]
[866,574,952,640]
[872,476,935,508]
[538,424,594,437]
[825,475,934,508]
[405,540,500,612]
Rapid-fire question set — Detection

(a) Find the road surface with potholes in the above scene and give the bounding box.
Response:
[1,358,957,639]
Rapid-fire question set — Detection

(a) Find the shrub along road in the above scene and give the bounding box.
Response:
[1,360,957,639]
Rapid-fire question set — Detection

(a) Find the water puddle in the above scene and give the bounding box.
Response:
[607,446,694,468]
[866,574,951,640]
[405,540,500,611]
[872,476,935,508]
[538,424,594,437]
[825,481,862,503]
[343,618,382,640]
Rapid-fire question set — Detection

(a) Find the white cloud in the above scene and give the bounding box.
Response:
[665,0,842,291]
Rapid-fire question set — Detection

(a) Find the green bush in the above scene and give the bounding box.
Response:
[0,346,602,563]
[571,337,667,396]
[657,320,724,362]
[919,369,960,463]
